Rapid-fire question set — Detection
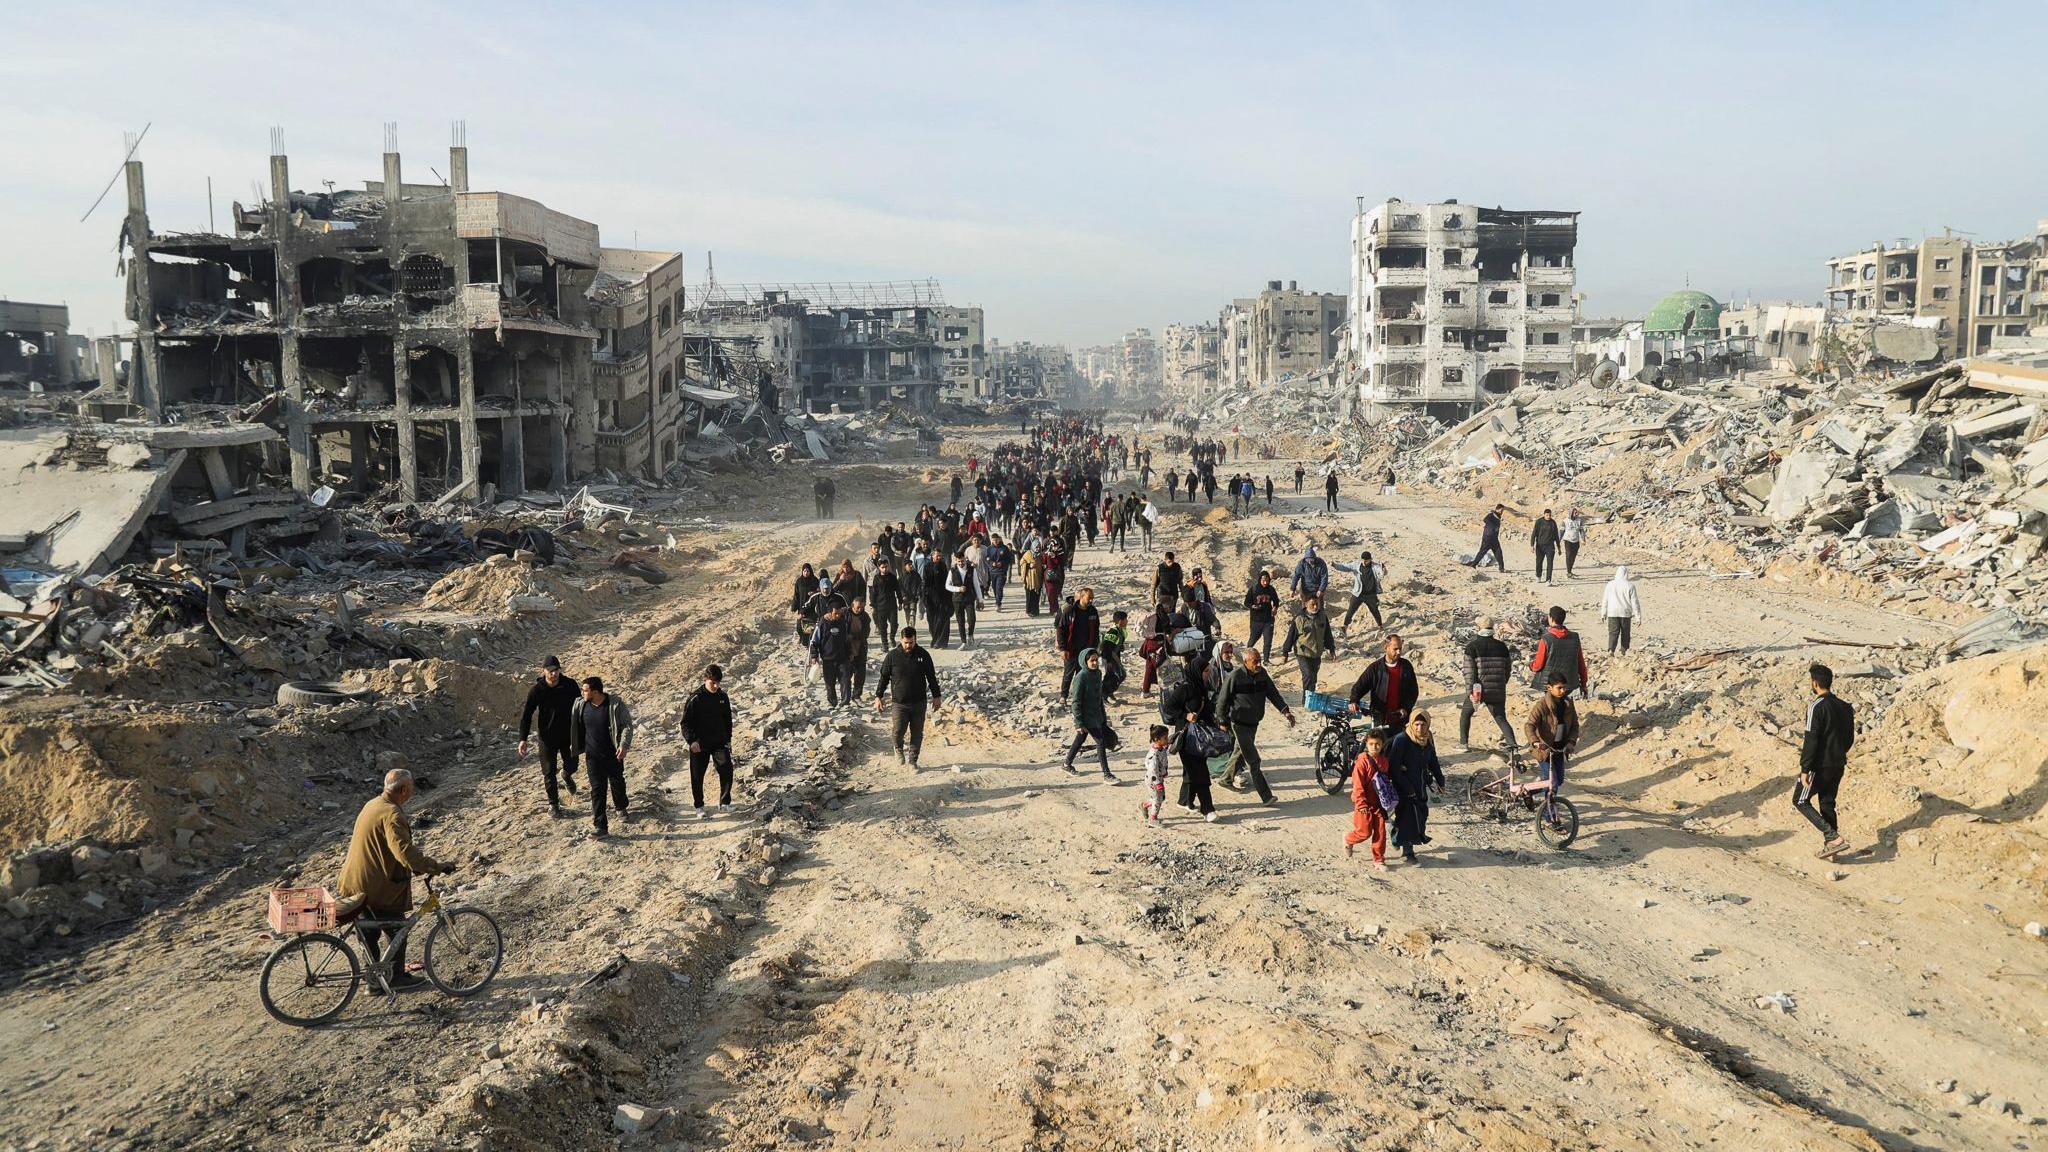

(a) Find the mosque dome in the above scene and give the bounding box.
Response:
[1644,290,1721,334]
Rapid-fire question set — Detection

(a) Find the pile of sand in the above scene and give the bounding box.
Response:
[420,554,591,618]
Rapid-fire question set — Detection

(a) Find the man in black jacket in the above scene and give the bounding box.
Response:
[1457,617,1517,750]
[1058,588,1101,698]
[1531,508,1560,583]
[516,655,581,815]
[1796,663,1856,859]
[810,599,855,708]
[1348,635,1420,733]
[1216,649,1296,804]
[1469,504,1506,571]
[1243,570,1281,662]
[870,560,900,647]
[1323,470,1340,512]
[681,664,735,819]
[875,627,943,767]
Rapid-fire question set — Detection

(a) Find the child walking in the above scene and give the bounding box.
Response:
[1345,729,1395,870]
[1141,725,1171,822]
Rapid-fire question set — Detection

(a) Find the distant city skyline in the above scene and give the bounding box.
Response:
[4,1,2045,348]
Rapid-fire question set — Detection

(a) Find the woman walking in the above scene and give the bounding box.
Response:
[1386,713,1445,863]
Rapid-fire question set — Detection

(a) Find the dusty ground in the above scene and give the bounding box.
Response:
[2,433,2044,1152]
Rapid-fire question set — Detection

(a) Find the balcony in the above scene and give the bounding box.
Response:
[1374,266,1427,288]
[1374,344,1425,364]
[1523,264,1574,288]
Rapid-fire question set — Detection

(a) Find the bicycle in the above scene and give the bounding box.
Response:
[1306,691,1366,794]
[259,876,503,1027]
[1459,743,1579,850]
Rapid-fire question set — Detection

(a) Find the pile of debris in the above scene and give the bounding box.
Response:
[1401,348,2048,649]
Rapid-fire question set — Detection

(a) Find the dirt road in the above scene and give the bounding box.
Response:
[2,453,2040,1151]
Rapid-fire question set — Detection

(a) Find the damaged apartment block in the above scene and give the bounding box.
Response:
[117,125,611,501]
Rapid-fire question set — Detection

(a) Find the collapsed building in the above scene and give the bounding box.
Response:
[1825,223,2048,362]
[987,339,1076,400]
[0,300,89,389]
[117,131,610,501]
[678,281,968,415]
[1350,198,1579,417]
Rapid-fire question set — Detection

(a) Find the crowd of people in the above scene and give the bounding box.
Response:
[328,411,1860,971]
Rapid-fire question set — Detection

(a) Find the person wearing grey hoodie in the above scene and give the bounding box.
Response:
[1601,565,1644,653]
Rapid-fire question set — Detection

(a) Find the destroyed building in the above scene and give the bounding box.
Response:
[1216,297,1256,391]
[933,305,989,402]
[1160,322,1219,396]
[681,281,956,414]
[1248,280,1346,386]
[581,248,691,478]
[118,131,599,500]
[0,300,87,388]
[1351,198,1578,416]
[1719,301,1826,373]
[1826,222,2048,361]
[987,339,1074,399]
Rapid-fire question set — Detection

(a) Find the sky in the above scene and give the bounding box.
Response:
[4,1,2046,349]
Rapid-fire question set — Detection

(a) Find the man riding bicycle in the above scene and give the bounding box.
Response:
[1519,672,1579,797]
[336,769,454,990]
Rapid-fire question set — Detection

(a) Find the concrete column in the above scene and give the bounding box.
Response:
[349,425,372,490]
[51,327,73,385]
[125,160,161,416]
[456,339,481,495]
[282,333,311,492]
[94,338,119,390]
[499,416,524,495]
[394,343,417,499]
[449,146,468,193]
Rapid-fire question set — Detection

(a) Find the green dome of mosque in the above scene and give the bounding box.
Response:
[1644,290,1721,334]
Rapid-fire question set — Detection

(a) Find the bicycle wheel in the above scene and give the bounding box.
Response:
[1461,770,1496,822]
[423,907,503,997]
[1312,730,1348,795]
[260,932,360,1027]
[1535,795,1579,850]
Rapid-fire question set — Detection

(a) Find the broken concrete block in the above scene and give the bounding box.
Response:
[612,1103,665,1134]
[1764,448,1840,525]
[0,855,39,898]
[70,845,112,876]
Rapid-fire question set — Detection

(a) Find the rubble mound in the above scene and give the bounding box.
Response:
[420,555,594,618]
[342,658,533,729]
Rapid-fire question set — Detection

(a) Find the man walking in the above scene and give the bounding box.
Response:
[809,597,855,708]
[681,664,735,819]
[1469,504,1506,571]
[1280,593,1336,697]
[1289,544,1329,603]
[813,474,837,519]
[871,560,900,645]
[570,676,634,838]
[1601,566,1643,653]
[1339,550,1384,632]
[1293,464,1305,493]
[1531,508,1560,583]
[1529,606,1589,699]
[1058,587,1101,698]
[875,626,943,768]
[1561,507,1587,577]
[1323,470,1340,513]
[1457,617,1518,750]
[1348,635,1419,732]
[1243,569,1280,662]
[516,655,580,816]
[1215,648,1296,804]
[1152,551,1185,608]
[1795,663,1855,859]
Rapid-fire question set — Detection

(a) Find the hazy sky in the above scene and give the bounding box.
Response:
[4,2,2045,348]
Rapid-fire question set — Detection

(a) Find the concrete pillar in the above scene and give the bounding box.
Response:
[124,160,161,416]
[449,146,468,193]
[456,339,480,495]
[94,338,119,390]
[499,416,524,495]
[349,425,371,490]
[394,343,417,499]
[282,333,311,492]
[51,327,73,385]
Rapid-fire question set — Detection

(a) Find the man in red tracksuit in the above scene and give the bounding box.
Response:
[1529,606,1589,699]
